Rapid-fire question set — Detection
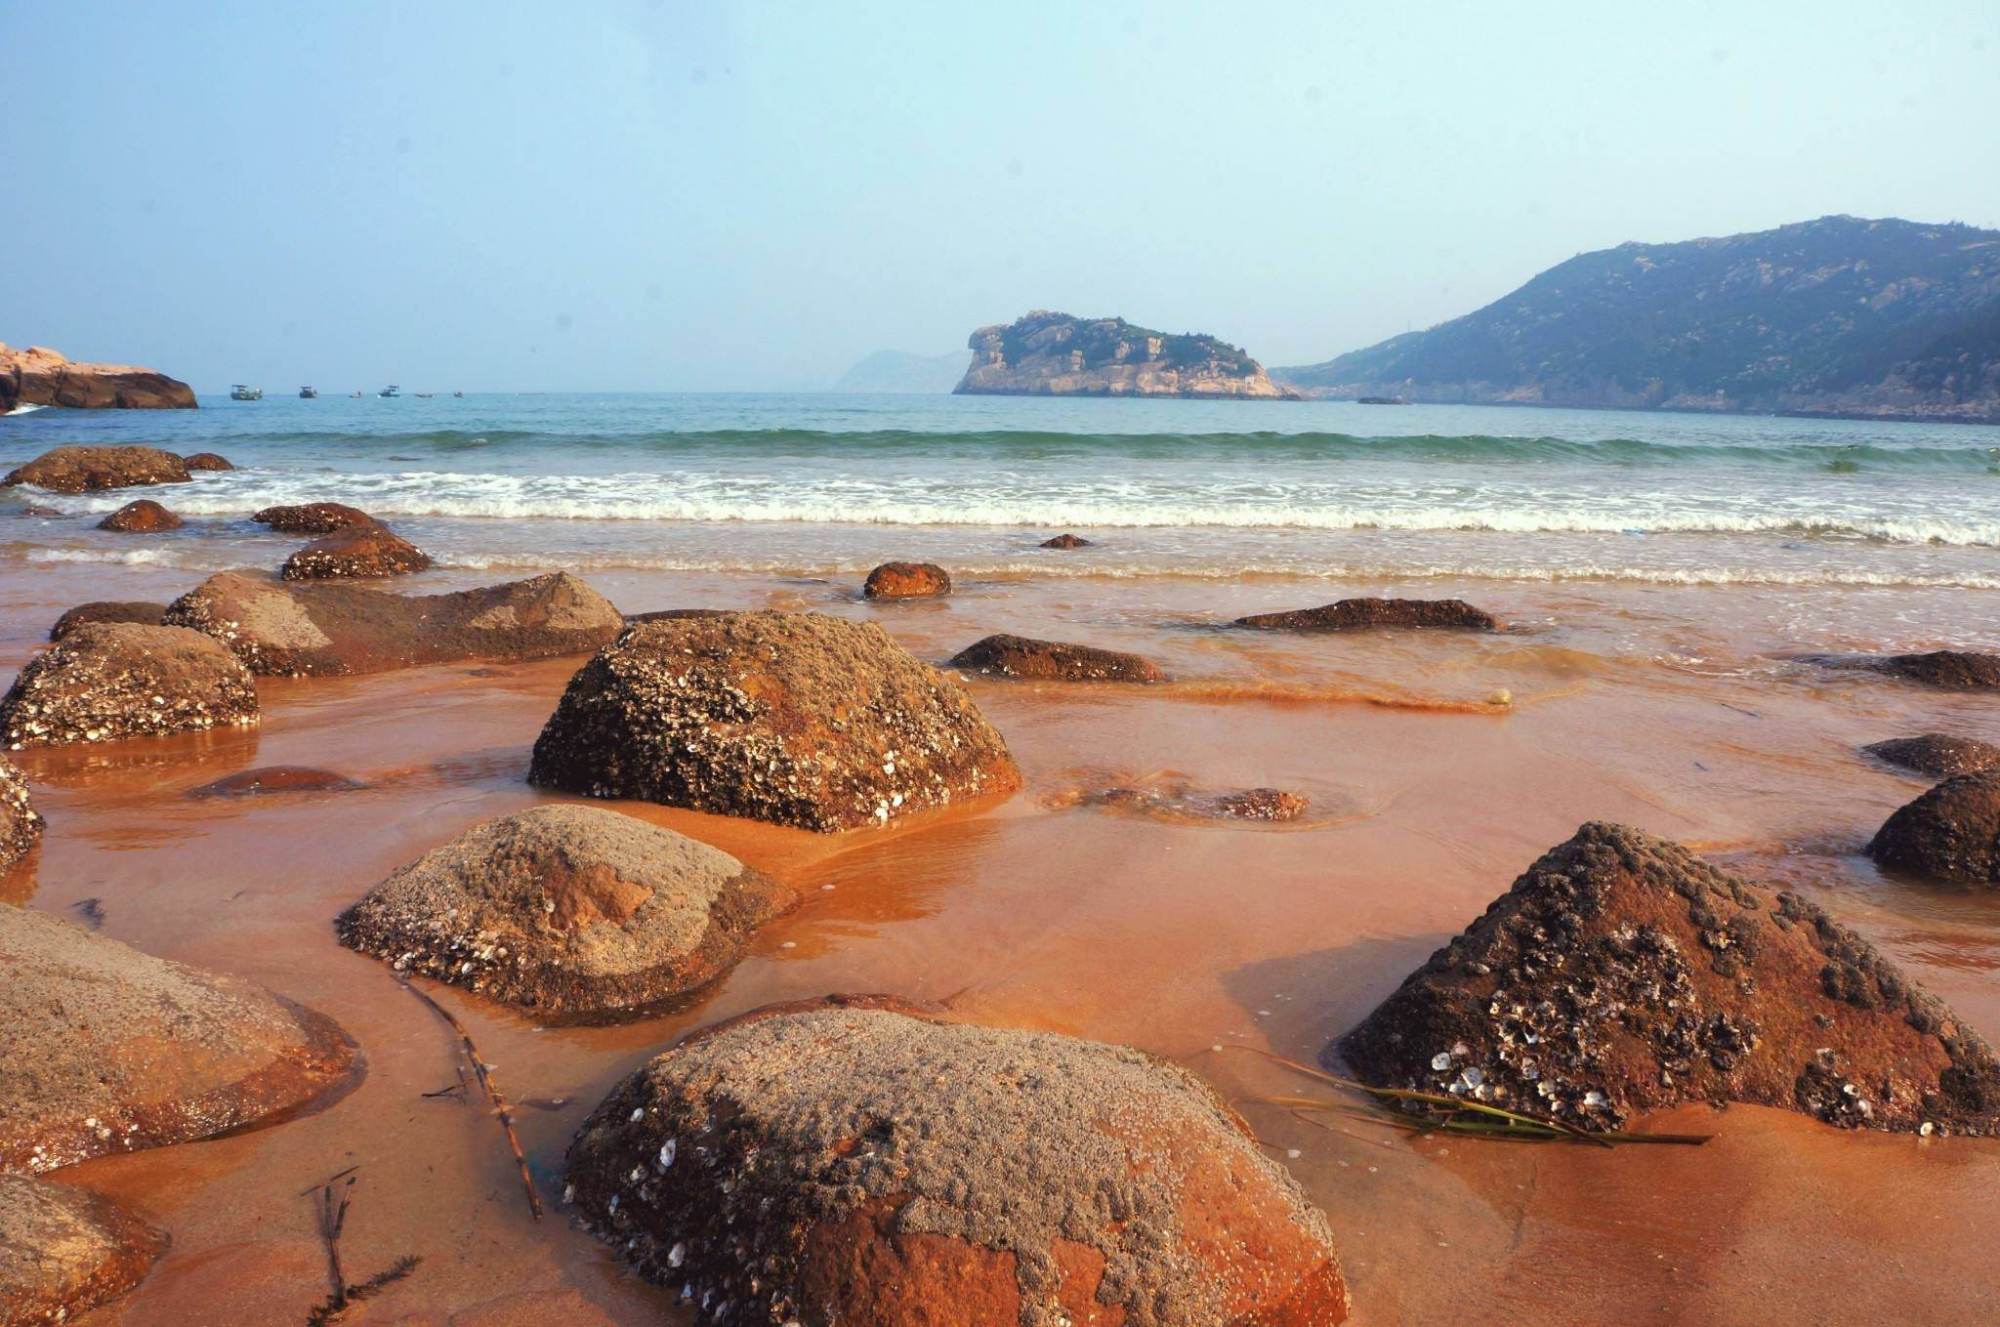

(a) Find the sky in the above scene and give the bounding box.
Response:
[4,1,1998,393]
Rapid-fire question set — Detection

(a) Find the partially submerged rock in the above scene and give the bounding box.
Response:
[1235,597,1498,632]
[188,766,366,799]
[164,570,623,677]
[1818,650,2000,691]
[0,623,259,749]
[0,343,196,412]
[0,1175,167,1325]
[1040,532,1091,549]
[530,613,1020,832]
[1334,822,2000,1134]
[1062,777,1310,824]
[281,525,432,580]
[97,498,182,533]
[950,633,1166,683]
[252,502,379,535]
[182,451,234,472]
[49,601,167,641]
[2,445,191,494]
[863,561,951,600]
[567,998,1348,1326]
[337,805,798,1016]
[1864,734,2000,778]
[1869,772,2000,885]
[0,904,357,1172]
[1,756,42,868]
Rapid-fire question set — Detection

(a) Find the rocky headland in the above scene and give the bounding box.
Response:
[0,344,196,411]
[956,310,1298,399]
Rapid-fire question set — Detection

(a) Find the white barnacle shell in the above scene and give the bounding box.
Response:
[659,1138,677,1168]
[668,1241,686,1268]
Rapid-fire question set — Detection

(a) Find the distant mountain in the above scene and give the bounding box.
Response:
[956,311,1297,399]
[1278,216,2000,423]
[832,349,969,394]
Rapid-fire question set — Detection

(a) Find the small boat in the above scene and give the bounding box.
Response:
[230,384,263,401]
[350,390,363,398]
[299,385,318,399]
[378,385,400,398]
[415,392,434,399]
[452,390,463,398]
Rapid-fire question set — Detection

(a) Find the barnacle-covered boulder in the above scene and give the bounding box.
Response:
[950,633,1166,683]
[2,445,191,493]
[567,997,1348,1326]
[252,502,379,534]
[49,601,167,641]
[337,806,798,1016]
[1865,734,2000,778]
[1,756,42,869]
[1869,772,2000,885]
[0,623,259,749]
[862,561,951,600]
[0,1175,166,1324]
[529,613,1020,832]
[1235,597,1497,632]
[0,904,357,1173]
[281,525,432,580]
[1334,822,2000,1135]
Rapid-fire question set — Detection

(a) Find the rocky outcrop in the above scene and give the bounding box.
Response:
[1869,773,2000,885]
[529,613,1020,832]
[0,623,259,749]
[0,344,196,412]
[1,757,42,869]
[97,499,182,533]
[48,601,167,641]
[281,525,432,580]
[0,904,357,1173]
[1235,597,1499,632]
[1039,532,1091,548]
[567,997,1348,1326]
[1334,822,2000,1135]
[3,446,190,493]
[252,502,381,535]
[187,767,366,798]
[0,1175,167,1325]
[950,633,1166,683]
[862,561,951,600]
[1864,734,2000,778]
[338,806,799,1016]
[182,452,233,472]
[163,571,623,677]
[957,311,1299,399]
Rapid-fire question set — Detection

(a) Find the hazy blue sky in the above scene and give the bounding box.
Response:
[5,1,1997,392]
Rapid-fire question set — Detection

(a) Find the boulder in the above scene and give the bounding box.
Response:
[96,499,182,533]
[0,1175,166,1325]
[1862,651,2000,691]
[0,343,196,412]
[1334,822,2000,1135]
[1235,597,1498,632]
[251,502,381,535]
[187,766,366,798]
[281,525,432,580]
[0,623,259,749]
[863,561,951,600]
[1,756,43,869]
[567,997,1348,1326]
[1864,734,2000,778]
[950,633,1166,683]
[48,601,167,641]
[163,571,623,677]
[2,445,191,493]
[181,451,234,472]
[1869,772,2000,885]
[337,805,799,1016]
[529,613,1020,832]
[0,904,357,1172]
[1039,532,1092,549]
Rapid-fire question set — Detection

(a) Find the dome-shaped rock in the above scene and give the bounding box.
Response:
[0,623,258,749]
[281,525,431,580]
[181,451,234,472]
[862,561,951,600]
[97,499,182,533]
[49,601,167,641]
[950,633,1166,683]
[1869,772,2000,885]
[252,502,380,535]
[1,445,191,493]
[1863,734,2000,779]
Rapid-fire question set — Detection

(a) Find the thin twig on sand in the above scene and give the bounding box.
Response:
[396,976,544,1219]
[303,1170,422,1327]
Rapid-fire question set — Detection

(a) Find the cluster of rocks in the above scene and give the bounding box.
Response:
[0,622,259,749]
[249,501,433,580]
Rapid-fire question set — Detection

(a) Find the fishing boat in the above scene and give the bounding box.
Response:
[299,385,318,399]
[230,384,262,401]
[378,384,400,398]
[452,390,463,398]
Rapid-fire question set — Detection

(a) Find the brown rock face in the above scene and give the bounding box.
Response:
[1335,822,2000,1135]
[531,613,1020,832]
[1235,597,1499,632]
[251,502,380,535]
[950,633,1166,683]
[567,999,1348,1326]
[1869,772,2000,885]
[96,499,182,533]
[0,623,259,749]
[187,766,366,798]
[281,525,432,580]
[1,756,43,869]
[0,904,357,1173]
[1864,734,2000,778]
[0,344,196,411]
[1040,532,1092,548]
[338,806,799,1016]
[0,1175,167,1325]
[181,452,234,472]
[48,601,167,641]
[164,570,623,677]
[863,561,952,600]
[2,445,191,493]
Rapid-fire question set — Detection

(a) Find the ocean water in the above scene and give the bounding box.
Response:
[5,391,2000,589]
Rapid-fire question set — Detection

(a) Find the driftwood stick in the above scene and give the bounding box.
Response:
[316,1176,355,1308]
[396,977,544,1220]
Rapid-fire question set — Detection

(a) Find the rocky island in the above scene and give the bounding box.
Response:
[1,343,196,411]
[955,310,1298,399]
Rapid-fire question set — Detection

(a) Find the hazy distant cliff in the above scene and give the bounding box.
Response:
[1278,216,2000,423]
[956,311,1297,399]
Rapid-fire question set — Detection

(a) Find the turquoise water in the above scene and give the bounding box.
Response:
[6,392,2000,587]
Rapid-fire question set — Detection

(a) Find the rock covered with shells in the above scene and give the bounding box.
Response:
[48,601,167,641]
[566,996,1349,1326]
[0,756,43,869]
[1334,822,2000,1136]
[251,501,381,534]
[529,612,1021,832]
[1868,771,2000,885]
[1864,733,2000,778]
[1,444,192,493]
[281,523,432,580]
[0,1173,167,1325]
[949,633,1166,683]
[0,622,259,749]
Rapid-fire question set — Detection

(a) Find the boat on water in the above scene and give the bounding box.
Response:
[453,390,463,398]
[299,385,318,399]
[379,384,400,398]
[230,384,262,401]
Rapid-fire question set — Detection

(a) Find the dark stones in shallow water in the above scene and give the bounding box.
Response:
[566,997,1349,1325]
[1821,650,2000,691]
[1864,734,2000,778]
[0,756,42,869]
[97,498,182,532]
[1078,780,1310,823]
[862,561,951,600]
[1869,772,2000,885]
[188,766,366,798]
[0,623,259,749]
[1234,597,1498,632]
[252,502,379,535]
[2,445,191,493]
[0,1173,167,1324]
[949,633,1166,683]
[1334,821,2000,1135]
[281,524,432,580]
[49,602,168,641]
[1040,532,1092,548]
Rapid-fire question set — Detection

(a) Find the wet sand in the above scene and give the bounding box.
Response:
[6,560,2000,1325]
